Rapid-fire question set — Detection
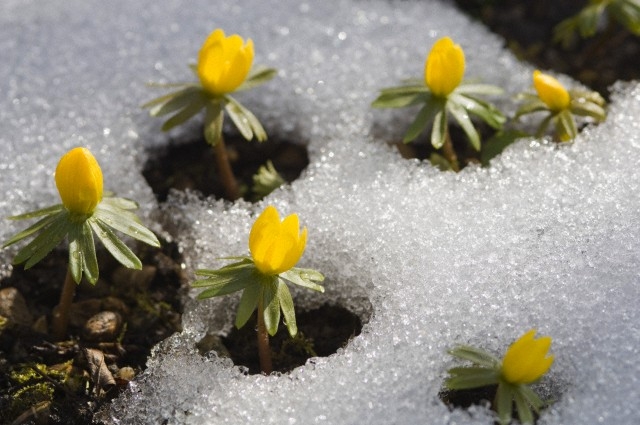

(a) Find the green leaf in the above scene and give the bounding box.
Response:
[280,268,325,292]
[196,257,253,277]
[194,266,257,299]
[431,110,447,149]
[195,259,254,279]
[402,97,441,143]
[515,99,549,120]
[612,1,640,34]
[520,385,544,412]
[454,84,503,96]
[237,66,278,91]
[68,221,99,284]
[513,388,535,425]
[448,345,501,368]
[7,204,64,221]
[448,101,481,151]
[235,283,261,329]
[570,99,606,121]
[225,95,268,142]
[147,86,204,117]
[79,222,99,284]
[450,93,505,129]
[68,227,83,284]
[3,212,61,248]
[89,218,141,270]
[481,129,529,166]
[224,98,254,140]
[262,278,280,336]
[141,85,193,109]
[553,19,576,47]
[14,213,71,268]
[377,84,428,96]
[429,153,453,171]
[252,160,286,200]
[578,4,605,38]
[445,367,500,390]
[496,382,514,425]
[204,101,224,146]
[535,113,555,138]
[100,196,138,210]
[146,80,194,88]
[371,86,429,109]
[277,278,297,337]
[160,93,208,132]
[556,109,577,140]
[93,204,160,248]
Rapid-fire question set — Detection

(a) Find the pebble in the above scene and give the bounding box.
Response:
[83,311,123,342]
[0,287,33,327]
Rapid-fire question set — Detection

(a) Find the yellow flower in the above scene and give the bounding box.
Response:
[501,329,554,384]
[424,37,465,98]
[55,147,103,215]
[197,28,254,97]
[533,70,571,112]
[249,205,307,275]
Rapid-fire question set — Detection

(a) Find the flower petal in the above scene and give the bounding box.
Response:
[501,329,554,384]
[249,206,307,275]
[55,147,103,215]
[533,70,570,112]
[424,37,465,98]
[197,29,254,96]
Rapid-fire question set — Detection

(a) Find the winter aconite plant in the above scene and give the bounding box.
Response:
[193,205,324,374]
[554,0,640,48]
[3,147,160,340]
[372,36,505,171]
[516,70,606,141]
[144,28,277,200]
[446,329,555,425]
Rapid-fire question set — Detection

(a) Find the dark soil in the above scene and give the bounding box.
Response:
[439,385,497,410]
[0,241,187,424]
[142,135,309,203]
[208,304,364,375]
[440,385,541,424]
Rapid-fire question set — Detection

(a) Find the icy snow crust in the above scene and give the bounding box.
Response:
[1,0,639,423]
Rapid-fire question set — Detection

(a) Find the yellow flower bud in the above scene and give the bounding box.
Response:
[501,329,554,384]
[249,205,307,275]
[533,70,571,112]
[424,37,465,98]
[197,29,254,97]
[55,147,103,215]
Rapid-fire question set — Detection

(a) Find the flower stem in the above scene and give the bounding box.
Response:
[213,135,240,200]
[52,267,76,340]
[442,128,460,172]
[256,299,273,375]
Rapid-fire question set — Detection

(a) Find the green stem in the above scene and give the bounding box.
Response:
[442,128,460,172]
[213,135,240,201]
[256,298,273,375]
[52,267,76,340]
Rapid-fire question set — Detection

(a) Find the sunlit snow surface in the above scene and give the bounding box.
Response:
[1,0,639,424]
